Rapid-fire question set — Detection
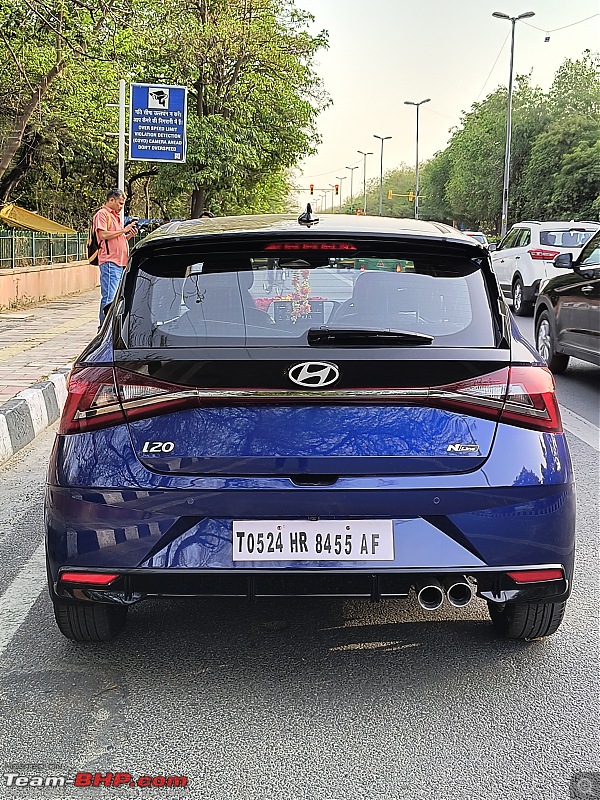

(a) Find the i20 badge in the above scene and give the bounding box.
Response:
[288,361,340,388]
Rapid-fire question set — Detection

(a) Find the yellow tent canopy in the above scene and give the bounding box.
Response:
[0,203,76,234]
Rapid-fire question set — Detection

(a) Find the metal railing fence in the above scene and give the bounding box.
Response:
[0,230,89,269]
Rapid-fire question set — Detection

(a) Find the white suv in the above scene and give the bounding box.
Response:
[491,221,599,315]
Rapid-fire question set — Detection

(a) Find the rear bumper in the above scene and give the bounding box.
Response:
[45,479,576,604]
[45,423,576,606]
[50,566,570,605]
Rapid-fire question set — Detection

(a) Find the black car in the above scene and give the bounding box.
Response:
[535,230,600,373]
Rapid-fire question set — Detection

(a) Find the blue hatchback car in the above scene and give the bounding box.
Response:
[45,210,575,641]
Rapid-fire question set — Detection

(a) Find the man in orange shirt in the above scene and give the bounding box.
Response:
[93,188,138,325]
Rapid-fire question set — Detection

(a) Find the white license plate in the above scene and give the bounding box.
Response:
[232,520,394,562]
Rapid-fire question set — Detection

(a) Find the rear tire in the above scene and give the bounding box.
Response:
[512,277,533,316]
[488,600,566,640]
[535,311,569,373]
[53,599,128,642]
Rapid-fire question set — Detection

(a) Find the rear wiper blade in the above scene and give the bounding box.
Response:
[307,326,433,346]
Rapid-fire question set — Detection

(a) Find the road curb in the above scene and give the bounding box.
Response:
[0,367,71,466]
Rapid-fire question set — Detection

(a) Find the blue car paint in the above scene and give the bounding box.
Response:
[46,418,575,584]
[47,251,575,607]
[125,404,497,476]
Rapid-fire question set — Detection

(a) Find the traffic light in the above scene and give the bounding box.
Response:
[335,184,339,195]
[387,189,393,200]
[408,191,414,202]
[309,184,314,195]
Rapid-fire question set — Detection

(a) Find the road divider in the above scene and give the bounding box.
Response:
[0,367,70,466]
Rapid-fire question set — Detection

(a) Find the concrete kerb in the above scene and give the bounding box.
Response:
[0,366,71,466]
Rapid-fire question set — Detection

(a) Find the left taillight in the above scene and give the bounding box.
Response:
[59,366,125,434]
[528,248,560,261]
[499,365,562,433]
[59,366,197,434]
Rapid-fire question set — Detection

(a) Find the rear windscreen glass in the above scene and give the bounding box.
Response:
[125,251,496,348]
[539,229,596,248]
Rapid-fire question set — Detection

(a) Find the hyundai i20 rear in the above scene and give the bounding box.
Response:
[45,213,575,642]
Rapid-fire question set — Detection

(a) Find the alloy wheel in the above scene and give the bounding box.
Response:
[537,318,551,362]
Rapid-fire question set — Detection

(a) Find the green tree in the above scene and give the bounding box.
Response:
[521,116,600,220]
[0,0,329,225]
[141,0,329,217]
[417,52,599,231]
[0,0,133,191]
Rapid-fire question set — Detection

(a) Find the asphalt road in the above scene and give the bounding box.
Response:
[0,325,598,800]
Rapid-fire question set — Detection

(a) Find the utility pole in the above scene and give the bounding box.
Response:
[357,150,373,214]
[373,135,392,216]
[492,10,535,236]
[335,176,346,212]
[404,98,430,220]
[346,166,358,212]
[329,185,336,213]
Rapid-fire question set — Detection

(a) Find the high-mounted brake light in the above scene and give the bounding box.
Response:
[60,572,119,586]
[507,569,563,583]
[264,242,357,251]
[528,248,560,261]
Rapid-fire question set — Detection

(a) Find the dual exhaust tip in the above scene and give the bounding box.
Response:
[416,578,474,611]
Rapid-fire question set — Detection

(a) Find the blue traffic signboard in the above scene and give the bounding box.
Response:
[129,83,187,163]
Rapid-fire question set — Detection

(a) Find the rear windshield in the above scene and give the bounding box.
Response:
[125,250,496,348]
[539,229,596,248]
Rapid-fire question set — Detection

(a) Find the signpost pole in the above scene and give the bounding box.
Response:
[118,79,126,220]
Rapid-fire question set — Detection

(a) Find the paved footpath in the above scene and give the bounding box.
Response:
[0,288,100,464]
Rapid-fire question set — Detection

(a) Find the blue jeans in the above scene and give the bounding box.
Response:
[99,261,124,325]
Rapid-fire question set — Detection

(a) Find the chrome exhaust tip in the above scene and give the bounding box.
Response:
[446,580,474,608]
[417,580,444,611]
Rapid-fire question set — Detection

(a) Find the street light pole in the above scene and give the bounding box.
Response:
[492,10,535,237]
[373,135,392,216]
[335,176,346,212]
[346,166,358,212]
[404,98,430,220]
[329,185,336,213]
[357,150,373,214]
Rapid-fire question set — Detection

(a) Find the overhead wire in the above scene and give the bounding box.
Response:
[476,31,510,102]
[524,13,599,34]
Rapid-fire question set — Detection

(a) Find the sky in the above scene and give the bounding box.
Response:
[293,0,600,209]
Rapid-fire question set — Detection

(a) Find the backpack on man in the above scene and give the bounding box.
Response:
[87,211,110,265]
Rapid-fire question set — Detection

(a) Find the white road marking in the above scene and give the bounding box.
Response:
[562,406,600,452]
[0,541,46,658]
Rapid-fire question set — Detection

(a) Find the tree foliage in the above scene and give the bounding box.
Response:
[0,0,329,225]
[420,51,600,232]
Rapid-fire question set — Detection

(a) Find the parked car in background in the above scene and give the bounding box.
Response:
[463,231,490,249]
[535,229,600,373]
[492,221,599,316]
[46,211,575,643]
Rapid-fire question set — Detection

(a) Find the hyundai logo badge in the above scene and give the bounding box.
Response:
[288,361,340,388]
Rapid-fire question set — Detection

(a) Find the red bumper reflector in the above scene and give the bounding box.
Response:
[507,569,563,583]
[60,572,119,586]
